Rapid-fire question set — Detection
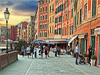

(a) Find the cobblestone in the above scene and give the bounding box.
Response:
[0,50,100,75]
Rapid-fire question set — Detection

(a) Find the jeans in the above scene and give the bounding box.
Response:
[76,52,78,64]
[31,53,34,58]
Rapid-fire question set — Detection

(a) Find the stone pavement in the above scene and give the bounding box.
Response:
[0,49,100,75]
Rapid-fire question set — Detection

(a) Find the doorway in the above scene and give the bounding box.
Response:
[98,36,100,66]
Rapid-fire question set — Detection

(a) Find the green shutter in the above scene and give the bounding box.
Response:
[92,0,96,17]
[72,9,73,17]
[66,14,67,21]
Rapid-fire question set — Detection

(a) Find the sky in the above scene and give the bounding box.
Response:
[0,0,38,27]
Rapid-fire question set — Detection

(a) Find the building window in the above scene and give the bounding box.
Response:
[69,11,70,20]
[46,0,47,3]
[45,24,47,29]
[52,4,54,11]
[42,0,44,4]
[50,17,51,23]
[40,33,41,37]
[40,8,42,13]
[40,16,42,20]
[45,15,47,20]
[84,3,87,19]
[59,16,62,22]
[92,0,96,17]
[50,6,51,13]
[50,27,51,33]
[72,9,73,18]
[77,12,79,25]
[75,15,76,28]
[59,28,62,34]
[43,7,44,12]
[45,32,47,37]
[80,9,82,24]
[43,24,44,29]
[65,27,66,35]
[43,15,44,20]
[66,14,67,21]
[46,6,47,11]
[40,25,42,29]
[66,0,68,8]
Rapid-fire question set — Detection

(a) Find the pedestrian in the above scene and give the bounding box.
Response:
[45,46,48,58]
[31,44,34,59]
[75,42,79,65]
[21,45,25,57]
[34,45,37,58]
[57,46,60,57]
[26,45,31,58]
[88,46,93,64]
[54,46,57,57]
[47,45,50,57]
[41,44,43,58]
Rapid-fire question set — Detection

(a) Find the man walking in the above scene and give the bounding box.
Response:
[21,45,25,57]
[75,42,79,65]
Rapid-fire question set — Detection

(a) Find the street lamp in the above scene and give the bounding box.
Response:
[4,8,10,53]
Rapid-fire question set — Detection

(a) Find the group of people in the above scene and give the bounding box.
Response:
[75,42,94,65]
[21,44,61,59]
[21,44,37,58]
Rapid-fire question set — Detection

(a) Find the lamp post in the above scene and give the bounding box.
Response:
[4,8,10,53]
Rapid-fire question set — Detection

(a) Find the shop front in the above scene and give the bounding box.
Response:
[95,27,100,66]
[78,33,88,55]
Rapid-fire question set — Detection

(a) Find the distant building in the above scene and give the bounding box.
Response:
[0,27,10,43]
[11,25,18,41]
[31,16,35,42]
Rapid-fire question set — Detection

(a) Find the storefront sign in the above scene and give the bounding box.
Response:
[95,28,100,35]
[78,34,84,38]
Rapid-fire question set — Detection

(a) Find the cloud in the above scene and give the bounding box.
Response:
[0,1,14,6]
[13,1,38,12]
[0,18,5,21]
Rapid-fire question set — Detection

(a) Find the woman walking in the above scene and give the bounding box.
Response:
[21,45,25,57]
[75,42,79,65]
[34,46,37,58]
[31,45,34,59]
[45,46,48,58]
[26,45,31,58]
[54,46,57,57]
[88,46,92,63]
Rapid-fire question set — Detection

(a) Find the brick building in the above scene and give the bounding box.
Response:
[38,0,48,40]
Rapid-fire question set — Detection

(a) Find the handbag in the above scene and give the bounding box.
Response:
[30,53,31,56]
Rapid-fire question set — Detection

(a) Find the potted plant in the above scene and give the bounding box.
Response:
[91,55,97,66]
[83,52,87,62]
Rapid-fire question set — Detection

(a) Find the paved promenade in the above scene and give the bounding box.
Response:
[0,50,100,75]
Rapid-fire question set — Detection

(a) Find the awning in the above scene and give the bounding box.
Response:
[40,42,55,45]
[35,40,42,44]
[68,35,78,46]
[66,39,70,42]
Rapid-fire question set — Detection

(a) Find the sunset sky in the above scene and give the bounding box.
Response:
[0,0,38,27]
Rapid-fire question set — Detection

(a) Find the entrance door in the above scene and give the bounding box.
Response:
[98,36,100,65]
[80,39,86,54]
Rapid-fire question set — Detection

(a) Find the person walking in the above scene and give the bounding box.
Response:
[31,44,34,59]
[45,46,48,58]
[47,45,50,57]
[88,46,92,63]
[75,42,79,65]
[54,46,57,57]
[26,45,31,58]
[57,46,60,57]
[21,45,25,57]
[41,44,43,58]
[34,46,37,58]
